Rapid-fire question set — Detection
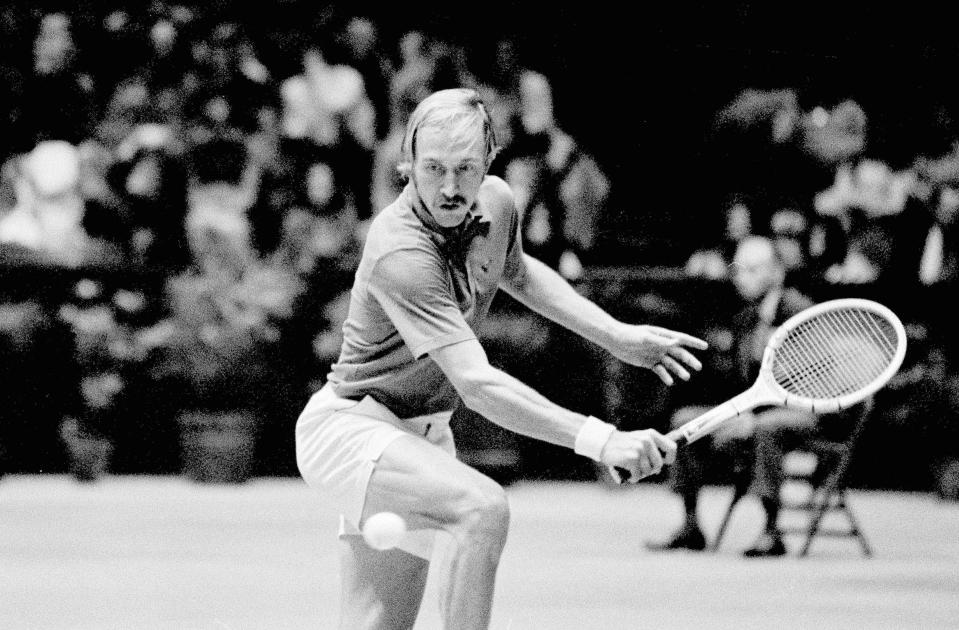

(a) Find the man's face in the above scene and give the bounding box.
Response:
[411,124,487,228]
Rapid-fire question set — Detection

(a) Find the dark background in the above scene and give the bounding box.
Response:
[25,2,956,262]
[359,2,959,262]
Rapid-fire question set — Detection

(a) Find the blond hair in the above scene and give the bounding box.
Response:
[398,88,499,177]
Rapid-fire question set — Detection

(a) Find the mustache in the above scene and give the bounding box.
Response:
[440,196,466,206]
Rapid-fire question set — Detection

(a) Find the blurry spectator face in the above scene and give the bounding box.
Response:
[114,79,150,111]
[937,186,959,225]
[304,48,326,75]
[170,5,194,26]
[411,122,487,228]
[204,96,232,125]
[34,13,74,74]
[151,19,177,55]
[519,71,554,134]
[24,140,80,199]
[345,17,376,58]
[504,157,538,213]
[81,373,124,410]
[770,208,807,271]
[725,202,752,241]
[125,155,162,199]
[103,10,129,33]
[771,106,798,143]
[191,40,211,65]
[732,237,782,301]
[306,163,335,208]
[399,31,425,64]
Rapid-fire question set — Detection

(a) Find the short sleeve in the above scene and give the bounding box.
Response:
[367,248,477,358]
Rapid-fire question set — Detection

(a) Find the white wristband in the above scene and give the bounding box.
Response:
[574,416,616,462]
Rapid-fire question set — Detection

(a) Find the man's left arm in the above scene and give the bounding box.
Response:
[499,253,708,385]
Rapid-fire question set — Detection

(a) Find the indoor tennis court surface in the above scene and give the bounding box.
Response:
[3,475,957,629]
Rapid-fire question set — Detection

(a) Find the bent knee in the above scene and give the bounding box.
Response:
[451,479,510,542]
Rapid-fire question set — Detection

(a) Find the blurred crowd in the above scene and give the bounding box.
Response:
[0,5,957,492]
[0,5,611,476]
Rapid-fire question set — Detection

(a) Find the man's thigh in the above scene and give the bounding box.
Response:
[363,432,505,531]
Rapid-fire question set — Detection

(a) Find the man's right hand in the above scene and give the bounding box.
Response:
[601,429,677,483]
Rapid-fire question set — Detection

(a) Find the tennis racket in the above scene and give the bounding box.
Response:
[612,298,907,483]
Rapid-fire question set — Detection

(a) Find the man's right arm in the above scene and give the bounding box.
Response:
[429,337,675,481]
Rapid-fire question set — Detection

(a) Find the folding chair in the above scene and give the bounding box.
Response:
[710,398,875,557]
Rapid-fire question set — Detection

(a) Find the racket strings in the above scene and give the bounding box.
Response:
[772,307,899,399]
[782,312,892,397]
[777,311,895,397]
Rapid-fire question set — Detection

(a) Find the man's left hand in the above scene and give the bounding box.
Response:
[610,325,708,386]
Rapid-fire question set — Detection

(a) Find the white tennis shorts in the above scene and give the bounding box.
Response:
[295,384,455,559]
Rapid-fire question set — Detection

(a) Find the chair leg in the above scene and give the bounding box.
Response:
[799,488,872,558]
[838,493,873,557]
[711,484,748,552]
[798,489,831,557]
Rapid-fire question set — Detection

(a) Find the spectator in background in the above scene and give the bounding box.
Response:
[280,39,377,219]
[85,9,149,110]
[388,31,435,132]
[499,70,611,281]
[768,206,809,280]
[270,160,363,400]
[105,124,192,273]
[648,236,820,556]
[815,158,930,290]
[338,16,394,142]
[15,13,96,154]
[0,140,125,269]
[914,149,959,377]
[918,148,959,289]
[179,19,275,168]
[709,89,854,248]
[248,119,361,255]
[685,196,753,280]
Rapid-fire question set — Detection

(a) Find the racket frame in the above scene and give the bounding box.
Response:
[672,298,907,446]
[611,298,908,482]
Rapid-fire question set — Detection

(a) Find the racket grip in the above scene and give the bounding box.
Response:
[610,433,689,484]
[666,430,690,448]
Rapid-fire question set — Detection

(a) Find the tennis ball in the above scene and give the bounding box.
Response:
[362,512,407,550]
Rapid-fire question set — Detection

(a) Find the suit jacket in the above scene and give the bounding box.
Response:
[731,286,815,391]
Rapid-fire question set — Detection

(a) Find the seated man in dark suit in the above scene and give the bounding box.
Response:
[648,235,829,556]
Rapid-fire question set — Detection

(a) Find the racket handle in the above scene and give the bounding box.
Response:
[610,433,690,484]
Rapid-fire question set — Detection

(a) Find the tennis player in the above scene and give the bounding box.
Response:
[295,88,708,629]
